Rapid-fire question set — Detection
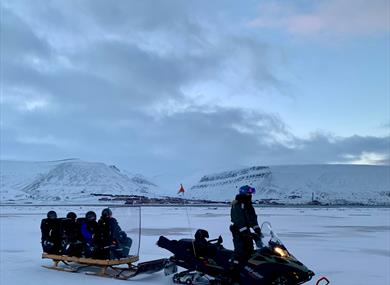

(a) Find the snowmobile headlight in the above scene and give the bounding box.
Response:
[274,246,288,257]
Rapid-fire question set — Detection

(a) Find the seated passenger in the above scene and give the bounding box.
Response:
[96,208,132,259]
[61,212,82,256]
[77,211,99,258]
[41,210,62,254]
[194,229,209,258]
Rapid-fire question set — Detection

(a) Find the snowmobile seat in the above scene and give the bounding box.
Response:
[213,247,234,270]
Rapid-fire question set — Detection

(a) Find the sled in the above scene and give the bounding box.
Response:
[42,253,168,280]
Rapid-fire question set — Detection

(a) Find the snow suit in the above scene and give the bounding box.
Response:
[61,217,83,256]
[96,216,131,259]
[230,194,260,262]
[40,218,62,254]
[77,218,99,258]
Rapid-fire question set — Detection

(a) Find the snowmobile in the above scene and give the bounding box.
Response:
[158,222,315,285]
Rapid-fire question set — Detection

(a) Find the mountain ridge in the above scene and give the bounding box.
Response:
[188,164,390,205]
[0,159,158,202]
[1,160,389,205]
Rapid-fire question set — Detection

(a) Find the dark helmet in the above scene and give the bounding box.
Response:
[101,208,112,218]
[239,185,256,195]
[195,229,209,241]
[47,210,57,219]
[85,211,97,221]
[66,211,77,220]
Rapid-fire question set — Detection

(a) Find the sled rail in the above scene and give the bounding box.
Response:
[42,253,139,265]
[41,253,167,280]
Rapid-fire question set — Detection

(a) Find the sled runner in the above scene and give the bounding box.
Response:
[42,253,167,280]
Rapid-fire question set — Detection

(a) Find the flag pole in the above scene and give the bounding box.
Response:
[178,184,197,259]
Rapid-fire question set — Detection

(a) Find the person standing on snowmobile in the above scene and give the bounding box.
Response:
[230,185,262,263]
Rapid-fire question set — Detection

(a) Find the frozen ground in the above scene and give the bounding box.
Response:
[0,206,389,285]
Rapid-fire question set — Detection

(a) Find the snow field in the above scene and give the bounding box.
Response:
[0,206,389,285]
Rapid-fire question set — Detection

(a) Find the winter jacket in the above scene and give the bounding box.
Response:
[230,194,260,234]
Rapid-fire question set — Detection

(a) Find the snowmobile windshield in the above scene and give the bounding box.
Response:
[259,222,289,257]
[110,206,141,257]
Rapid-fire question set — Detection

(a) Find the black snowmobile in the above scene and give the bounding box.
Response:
[158,222,315,285]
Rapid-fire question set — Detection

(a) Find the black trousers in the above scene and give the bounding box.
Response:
[231,229,254,262]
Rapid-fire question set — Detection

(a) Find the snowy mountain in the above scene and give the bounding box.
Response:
[1,160,389,205]
[188,165,390,205]
[0,159,158,202]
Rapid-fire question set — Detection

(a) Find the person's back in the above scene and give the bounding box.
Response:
[41,210,62,254]
[61,212,83,256]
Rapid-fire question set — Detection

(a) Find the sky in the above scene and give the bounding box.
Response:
[1,0,389,177]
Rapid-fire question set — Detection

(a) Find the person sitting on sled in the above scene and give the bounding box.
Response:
[96,208,132,259]
[230,185,262,263]
[77,210,99,258]
[61,211,82,256]
[41,210,62,254]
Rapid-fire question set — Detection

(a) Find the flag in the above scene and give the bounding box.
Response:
[178,184,185,195]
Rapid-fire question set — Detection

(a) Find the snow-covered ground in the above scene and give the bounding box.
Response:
[0,206,389,285]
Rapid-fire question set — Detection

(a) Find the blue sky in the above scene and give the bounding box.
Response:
[0,0,389,175]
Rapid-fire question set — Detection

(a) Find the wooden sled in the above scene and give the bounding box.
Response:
[42,253,167,280]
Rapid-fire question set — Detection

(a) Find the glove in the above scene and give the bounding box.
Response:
[43,240,53,246]
[253,226,261,235]
[255,238,264,248]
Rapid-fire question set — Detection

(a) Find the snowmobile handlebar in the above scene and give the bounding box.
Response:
[207,235,223,245]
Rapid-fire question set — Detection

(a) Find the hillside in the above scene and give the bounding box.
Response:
[0,159,158,202]
[1,160,389,205]
[188,165,390,205]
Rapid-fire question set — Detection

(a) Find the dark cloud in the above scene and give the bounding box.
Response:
[1,6,51,59]
[1,0,388,177]
[289,133,390,165]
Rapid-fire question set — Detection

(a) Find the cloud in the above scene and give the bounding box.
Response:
[249,0,390,39]
[1,0,287,120]
[1,0,388,176]
[2,100,389,174]
[0,6,51,59]
[340,152,390,165]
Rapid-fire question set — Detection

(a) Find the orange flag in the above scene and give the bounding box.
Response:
[178,183,185,195]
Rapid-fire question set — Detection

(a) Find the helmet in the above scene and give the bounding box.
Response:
[85,211,97,221]
[47,210,57,219]
[239,185,256,195]
[195,229,209,241]
[66,212,77,220]
[101,208,112,218]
